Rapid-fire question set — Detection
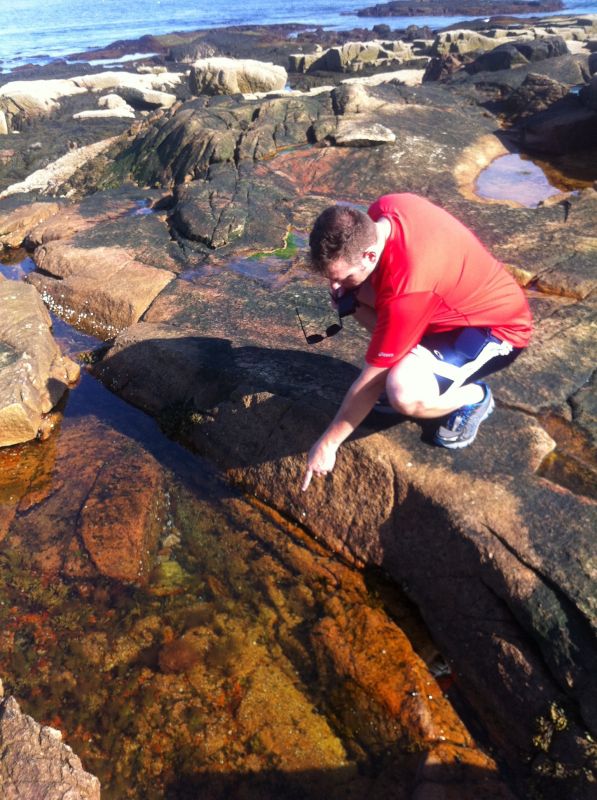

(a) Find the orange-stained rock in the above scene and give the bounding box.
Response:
[78,449,164,583]
[312,604,471,750]
[4,415,165,584]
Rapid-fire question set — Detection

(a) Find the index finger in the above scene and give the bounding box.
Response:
[301,467,313,492]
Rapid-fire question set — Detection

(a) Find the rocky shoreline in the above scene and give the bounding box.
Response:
[0,10,596,800]
[354,0,565,17]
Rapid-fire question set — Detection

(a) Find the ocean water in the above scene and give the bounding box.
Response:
[0,0,596,72]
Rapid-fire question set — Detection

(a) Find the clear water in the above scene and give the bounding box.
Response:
[475,152,563,207]
[1,0,595,72]
[0,254,466,798]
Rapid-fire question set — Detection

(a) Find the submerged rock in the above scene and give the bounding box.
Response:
[1,413,166,583]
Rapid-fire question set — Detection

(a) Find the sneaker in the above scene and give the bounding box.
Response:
[434,383,495,449]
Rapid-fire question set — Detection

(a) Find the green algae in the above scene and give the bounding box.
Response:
[248,231,298,261]
[148,560,193,596]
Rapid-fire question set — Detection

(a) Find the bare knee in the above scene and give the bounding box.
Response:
[386,358,439,417]
[386,386,429,417]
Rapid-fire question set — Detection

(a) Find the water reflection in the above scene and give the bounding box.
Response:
[475,153,562,207]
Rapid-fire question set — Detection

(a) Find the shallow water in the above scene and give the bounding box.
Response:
[0,253,468,798]
[475,153,563,207]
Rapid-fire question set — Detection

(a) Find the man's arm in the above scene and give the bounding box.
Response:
[301,364,388,491]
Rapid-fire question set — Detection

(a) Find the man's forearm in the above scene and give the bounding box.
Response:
[320,372,385,447]
[302,365,388,489]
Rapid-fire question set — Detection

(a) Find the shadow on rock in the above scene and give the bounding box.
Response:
[163,760,519,800]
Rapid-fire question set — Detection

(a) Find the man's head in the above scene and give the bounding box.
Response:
[309,205,380,291]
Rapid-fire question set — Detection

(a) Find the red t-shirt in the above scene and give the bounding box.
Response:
[365,194,533,367]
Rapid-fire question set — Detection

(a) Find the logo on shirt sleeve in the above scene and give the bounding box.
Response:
[378,351,394,358]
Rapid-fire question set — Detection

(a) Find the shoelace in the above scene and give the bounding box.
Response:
[447,404,474,430]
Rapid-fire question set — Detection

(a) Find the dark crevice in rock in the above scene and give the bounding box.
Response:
[480,521,597,730]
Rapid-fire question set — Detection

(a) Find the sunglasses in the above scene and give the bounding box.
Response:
[295,307,343,345]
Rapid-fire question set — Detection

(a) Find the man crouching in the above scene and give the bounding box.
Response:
[302,193,532,491]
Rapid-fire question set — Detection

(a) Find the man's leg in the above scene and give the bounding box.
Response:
[384,352,484,418]
[383,329,521,447]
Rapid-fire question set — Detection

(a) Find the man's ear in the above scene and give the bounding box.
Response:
[363,249,378,265]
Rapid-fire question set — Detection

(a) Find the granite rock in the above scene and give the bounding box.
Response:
[0,695,100,800]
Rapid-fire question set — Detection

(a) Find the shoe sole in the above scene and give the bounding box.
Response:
[434,394,495,449]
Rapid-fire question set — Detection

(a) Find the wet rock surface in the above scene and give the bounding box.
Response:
[0,16,596,800]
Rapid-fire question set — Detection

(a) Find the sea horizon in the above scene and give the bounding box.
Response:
[1,0,596,74]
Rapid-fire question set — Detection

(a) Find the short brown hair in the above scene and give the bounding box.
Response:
[309,205,376,274]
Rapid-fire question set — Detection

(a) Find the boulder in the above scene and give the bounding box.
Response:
[169,161,290,251]
[72,70,183,94]
[514,35,569,61]
[467,37,574,74]
[432,29,504,56]
[0,70,184,130]
[0,111,8,136]
[505,72,570,118]
[98,93,129,109]
[466,42,531,73]
[0,695,100,799]
[331,83,385,115]
[423,52,472,82]
[342,69,425,87]
[449,53,592,109]
[305,40,414,74]
[114,86,177,110]
[189,57,287,96]
[167,39,217,64]
[288,52,321,73]
[517,95,597,153]
[331,119,397,146]
[0,78,86,128]
[73,108,136,120]
[29,237,176,340]
[0,280,79,447]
